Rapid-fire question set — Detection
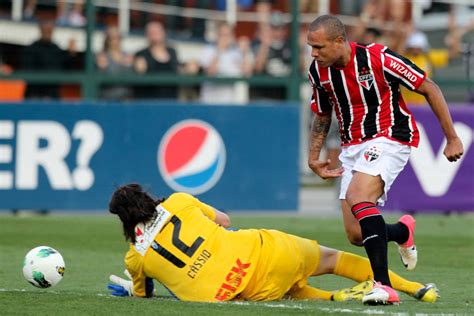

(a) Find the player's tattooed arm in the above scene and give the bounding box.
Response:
[308,113,331,162]
[308,113,342,179]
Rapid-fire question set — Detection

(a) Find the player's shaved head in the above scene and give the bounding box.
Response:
[309,15,347,40]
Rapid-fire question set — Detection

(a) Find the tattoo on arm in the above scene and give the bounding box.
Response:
[309,114,331,161]
[311,115,331,135]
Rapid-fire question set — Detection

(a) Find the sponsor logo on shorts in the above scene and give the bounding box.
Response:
[214,259,251,301]
[364,146,381,162]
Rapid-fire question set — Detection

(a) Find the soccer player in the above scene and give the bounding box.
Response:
[306,15,464,305]
[107,184,437,303]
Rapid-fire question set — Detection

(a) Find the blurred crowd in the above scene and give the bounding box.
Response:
[0,0,472,104]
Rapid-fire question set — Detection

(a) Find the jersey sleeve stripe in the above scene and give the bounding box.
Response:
[308,61,332,114]
[383,67,416,90]
[308,69,320,113]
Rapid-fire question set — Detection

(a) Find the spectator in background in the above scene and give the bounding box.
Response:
[254,0,275,23]
[351,0,411,53]
[300,0,318,14]
[401,31,432,106]
[165,0,214,40]
[252,11,291,99]
[215,0,253,10]
[96,27,133,101]
[359,27,383,46]
[445,7,474,61]
[24,0,86,27]
[56,0,85,26]
[200,22,253,104]
[254,11,291,77]
[133,21,179,100]
[445,9,474,60]
[21,20,77,99]
[445,7,474,102]
[0,47,13,75]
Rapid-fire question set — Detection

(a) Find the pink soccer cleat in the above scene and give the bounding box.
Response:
[397,215,418,270]
[362,282,400,305]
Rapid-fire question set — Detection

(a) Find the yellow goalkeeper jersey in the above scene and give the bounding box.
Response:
[124,192,261,301]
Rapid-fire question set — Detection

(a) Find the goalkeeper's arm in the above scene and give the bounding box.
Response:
[213,209,231,228]
[108,270,154,298]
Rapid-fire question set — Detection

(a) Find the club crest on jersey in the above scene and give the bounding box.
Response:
[364,146,382,162]
[358,68,374,90]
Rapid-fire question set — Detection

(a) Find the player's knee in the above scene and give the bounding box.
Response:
[314,246,339,275]
[345,182,378,207]
[345,190,363,207]
[347,235,363,246]
[345,228,363,246]
[342,216,363,246]
[323,250,339,273]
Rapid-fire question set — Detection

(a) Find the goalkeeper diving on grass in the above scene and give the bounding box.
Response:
[107,183,438,303]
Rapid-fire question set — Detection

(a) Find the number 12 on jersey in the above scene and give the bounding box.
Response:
[151,215,204,268]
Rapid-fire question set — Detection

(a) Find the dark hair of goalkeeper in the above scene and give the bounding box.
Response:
[109,184,165,243]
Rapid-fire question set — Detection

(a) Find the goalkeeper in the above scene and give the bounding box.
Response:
[108,183,437,303]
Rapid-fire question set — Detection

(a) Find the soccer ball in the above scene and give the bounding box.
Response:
[22,246,65,288]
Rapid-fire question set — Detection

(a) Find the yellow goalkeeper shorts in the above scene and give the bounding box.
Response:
[238,229,321,301]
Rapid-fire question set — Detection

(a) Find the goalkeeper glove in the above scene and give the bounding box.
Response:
[108,270,133,297]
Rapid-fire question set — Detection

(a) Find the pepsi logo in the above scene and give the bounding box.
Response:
[158,120,226,195]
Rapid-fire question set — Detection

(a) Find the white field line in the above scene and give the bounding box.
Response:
[227,301,392,314]
[227,301,306,310]
[0,288,103,297]
[0,289,457,316]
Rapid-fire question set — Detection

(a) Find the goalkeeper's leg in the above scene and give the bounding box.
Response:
[314,248,438,302]
[334,251,422,295]
[285,285,333,300]
[285,282,373,302]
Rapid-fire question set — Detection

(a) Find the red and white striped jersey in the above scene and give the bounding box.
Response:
[308,41,425,147]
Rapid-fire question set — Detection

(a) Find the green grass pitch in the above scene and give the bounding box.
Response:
[0,213,473,315]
